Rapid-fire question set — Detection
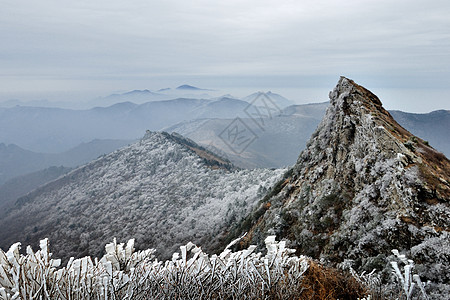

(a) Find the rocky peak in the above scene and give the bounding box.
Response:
[292,77,449,205]
[295,76,449,201]
[237,77,450,291]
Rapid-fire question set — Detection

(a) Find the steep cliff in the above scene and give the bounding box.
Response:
[235,77,450,294]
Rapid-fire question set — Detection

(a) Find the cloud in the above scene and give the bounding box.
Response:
[0,0,449,103]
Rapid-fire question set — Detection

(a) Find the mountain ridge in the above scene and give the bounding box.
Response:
[0,131,284,261]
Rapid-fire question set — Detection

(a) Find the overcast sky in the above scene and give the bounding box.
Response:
[1,0,449,111]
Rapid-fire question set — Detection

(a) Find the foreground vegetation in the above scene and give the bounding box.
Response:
[0,236,429,299]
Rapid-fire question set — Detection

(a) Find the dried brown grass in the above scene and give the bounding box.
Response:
[298,260,368,300]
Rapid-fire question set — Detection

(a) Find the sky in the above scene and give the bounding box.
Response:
[1,0,449,112]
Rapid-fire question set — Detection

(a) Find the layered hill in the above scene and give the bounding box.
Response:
[2,95,448,171]
[229,77,450,294]
[390,109,450,157]
[0,139,132,185]
[0,132,284,261]
[243,91,294,109]
[0,98,258,153]
[166,102,327,168]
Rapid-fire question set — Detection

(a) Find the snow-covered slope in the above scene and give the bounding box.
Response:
[0,132,285,261]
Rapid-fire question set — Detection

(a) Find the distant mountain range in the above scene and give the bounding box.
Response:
[0,139,132,185]
[0,98,254,152]
[243,91,294,109]
[0,85,216,109]
[95,90,169,106]
[3,94,447,158]
[176,84,211,91]
[165,102,328,168]
[389,109,450,156]
[92,85,214,107]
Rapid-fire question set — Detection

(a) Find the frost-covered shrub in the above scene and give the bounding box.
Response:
[0,236,309,300]
[390,249,428,300]
[345,249,433,300]
[348,266,382,299]
[1,235,439,299]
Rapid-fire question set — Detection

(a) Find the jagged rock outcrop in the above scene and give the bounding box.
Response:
[0,132,284,261]
[235,77,450,294]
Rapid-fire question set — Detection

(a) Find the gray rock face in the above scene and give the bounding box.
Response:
[239,77,450,294]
